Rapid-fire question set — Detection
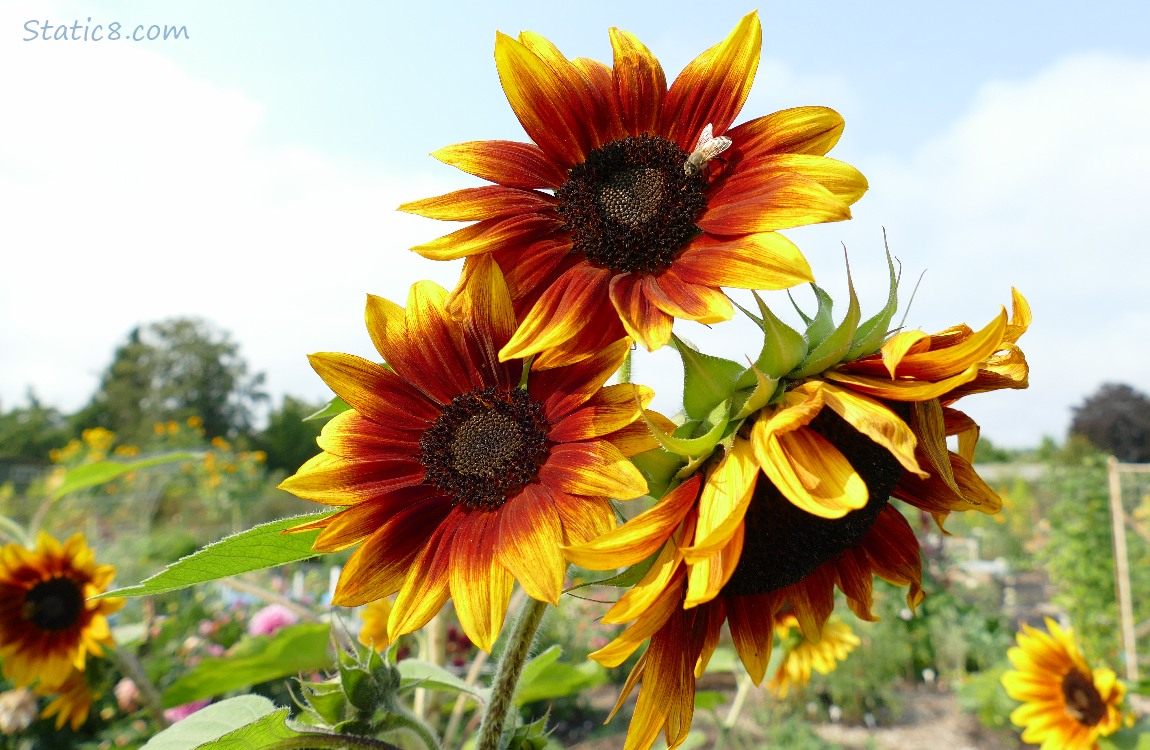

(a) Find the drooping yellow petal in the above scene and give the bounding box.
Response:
[752,423,868,518]
[682,438,758,560]
[818,382,927,477]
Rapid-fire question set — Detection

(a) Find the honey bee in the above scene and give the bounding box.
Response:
[683,123,732,177]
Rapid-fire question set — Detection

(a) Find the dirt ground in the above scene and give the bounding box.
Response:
[567,685,1022,749]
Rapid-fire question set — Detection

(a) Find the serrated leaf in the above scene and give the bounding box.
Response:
[304,396,351,422]
[163,623,334,707]
[746,292,807,381]
[398,659,488,700]
[789,266,862,379]
[101,512,334,598]
[672,336,745,422]
[51,452,198,500]
[846,245,900,360]
[139,696,283,750]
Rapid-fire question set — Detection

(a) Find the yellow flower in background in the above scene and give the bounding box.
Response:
[768,615,859,698]
[36,669,93,731]
[281,256,655,651]
[401,12,867,367]
[1002,618,1126,750]
[357,598,394,653]
[0,532,123,691]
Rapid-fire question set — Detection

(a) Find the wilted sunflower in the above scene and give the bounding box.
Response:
[36,669,92,732]
[0,532,123,691]
[565,285,1031,748]
[400,12,867,367]
[768,614,859,698]
[1002,618,1126,750]
[281,256,654,651]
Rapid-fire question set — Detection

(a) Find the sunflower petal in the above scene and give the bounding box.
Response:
[432,140,567,189]
[699,170,852,235]
[610,27,666,136]
[660,12,762,149]
[727,106,845,158]
[647,270,734,324]
[389,512,460,639]
[306,352,440,423]
[410,213,560,261]
[450,511,515,652]
[539,441,649,500]
[399,186,555,221]
[609,273,675,351]
[497,484,566,604]
[501,264,613,360]
[673,232,813,290]
[819,382,926,477]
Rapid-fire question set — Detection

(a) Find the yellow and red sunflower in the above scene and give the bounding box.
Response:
[0,532,123,692]
[400,12,867,367]
[564,289,1031,749]
[281,256,655,651]
[36,668,93,731]
[1002,618,1126,750]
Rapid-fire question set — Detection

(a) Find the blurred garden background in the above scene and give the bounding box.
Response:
[1,316,1147,748]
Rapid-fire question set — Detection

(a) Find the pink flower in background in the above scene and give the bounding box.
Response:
[163,698,210,723]
[247,604,299,636]
[114,678,140,713]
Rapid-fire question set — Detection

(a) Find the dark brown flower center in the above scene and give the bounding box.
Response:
[721,409,906,596]
[23,576,84,631]
[556,135,708,274]
[418,386,549,510]
[1062,668,1107,727]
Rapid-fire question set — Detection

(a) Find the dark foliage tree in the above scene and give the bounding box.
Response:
[74,318,267,444]
[254,395,324,474]
[1069,382,1150,462]
[0,389,71,461]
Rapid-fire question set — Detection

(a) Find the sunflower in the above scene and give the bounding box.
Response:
[1002,618,1126,750]
[36,669,92,731]
[357,598,394,653]
[400,12,867,367]
[564,287,1031,748]
[0,532,123,692]
[280,256,655,651]
[768,614,859,698]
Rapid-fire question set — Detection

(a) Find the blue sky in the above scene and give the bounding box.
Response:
[3,0,1149,447]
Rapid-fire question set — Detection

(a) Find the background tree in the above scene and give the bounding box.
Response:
[254,395,324,474]
[74,318,267,445]
[0,389,71,461]
[1069,382,1150,462]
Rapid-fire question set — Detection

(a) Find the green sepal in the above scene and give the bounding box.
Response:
[637,401,728,461]
[846,246,900,360]
[794,284,835,348]
[742,292,806,381]
[629,449,685,501]
[672,335,746,422]
[789,265,862,379]
[731,366,780,421]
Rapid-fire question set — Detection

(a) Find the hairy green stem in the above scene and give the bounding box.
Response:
[390,710,442,750]
[270,734,403,749]
[475,596,549,750]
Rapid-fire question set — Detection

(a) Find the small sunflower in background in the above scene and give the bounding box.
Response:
[357,598,394,653]
[36,669,93,731]
[0,532,122,692]
[768,614,860,698]
[401,12,867,367]
[1002,618,1127,750]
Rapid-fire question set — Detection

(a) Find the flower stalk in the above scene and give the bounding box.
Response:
[475,596,549,750]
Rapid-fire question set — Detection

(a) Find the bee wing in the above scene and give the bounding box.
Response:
[697,136,732,161]
[694,123,715,151]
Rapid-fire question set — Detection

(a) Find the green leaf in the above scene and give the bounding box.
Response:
[515,646,608,705]
[101,512,334,598]
[51,452,198,500]
[139,696,285,750]
[398,658,488,699]
[789,265,862,379]
[162,623,334,707]
[1099,726,1150,750]
[672,336,745,422]
[744,292,807,381]
[846,245,900,360]
[693,691,727,711]
[305,396,351,422]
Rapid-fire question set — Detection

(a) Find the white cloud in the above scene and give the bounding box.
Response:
[0,4,461,414]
